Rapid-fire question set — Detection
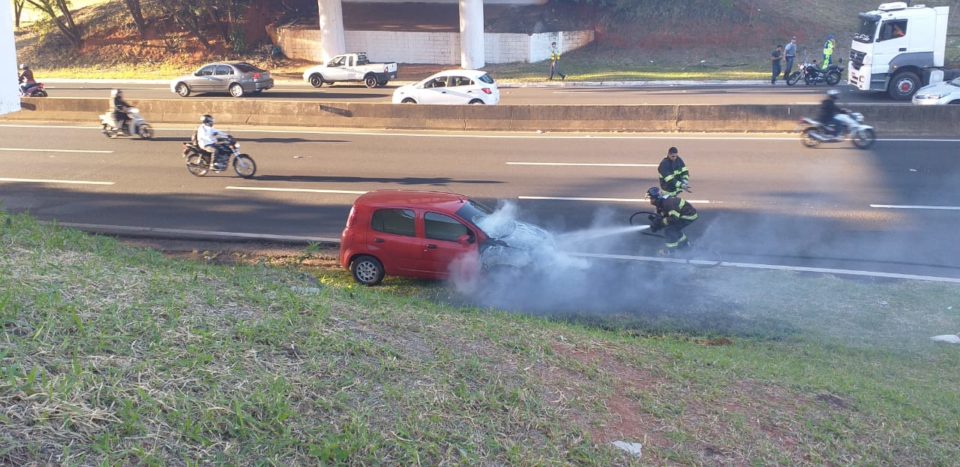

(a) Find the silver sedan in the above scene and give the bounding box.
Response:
[171,62,274,98]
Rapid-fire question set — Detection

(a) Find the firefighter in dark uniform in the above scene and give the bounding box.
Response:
[647,186,699,251]
[657,146,689,196]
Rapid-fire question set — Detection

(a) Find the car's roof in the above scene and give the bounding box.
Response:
[430,69,489,78]
[354,190,470,210]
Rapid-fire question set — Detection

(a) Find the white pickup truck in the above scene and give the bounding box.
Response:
[302,53,399,89]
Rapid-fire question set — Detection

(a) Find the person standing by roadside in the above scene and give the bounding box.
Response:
[822,34,835,69]
[548,41,566,81]
[783,37,797,80]
[771,45,783,85]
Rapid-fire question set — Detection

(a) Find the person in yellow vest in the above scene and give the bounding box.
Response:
[822,34,835,70]
[548,41,566,81]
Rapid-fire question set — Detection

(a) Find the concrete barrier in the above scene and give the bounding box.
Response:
[4,97,959,136]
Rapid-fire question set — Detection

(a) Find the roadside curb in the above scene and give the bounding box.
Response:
[43,78,773,88]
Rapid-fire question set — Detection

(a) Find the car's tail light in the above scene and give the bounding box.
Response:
[253,73,262,80]
[481,88,492,94]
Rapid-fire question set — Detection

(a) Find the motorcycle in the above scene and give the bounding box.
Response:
[182,135,257,178]
[800,110,876,149]
[99,107,154,139]
[18,80,48,97]
[786,58,843,87]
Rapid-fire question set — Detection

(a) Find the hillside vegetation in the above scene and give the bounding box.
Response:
[12,0,960,80]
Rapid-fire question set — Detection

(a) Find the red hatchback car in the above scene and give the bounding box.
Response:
[339,190,552,285]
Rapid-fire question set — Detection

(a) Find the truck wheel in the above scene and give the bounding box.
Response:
[309,74,324,88]
[888,72,920,100]
[364,74,378,88]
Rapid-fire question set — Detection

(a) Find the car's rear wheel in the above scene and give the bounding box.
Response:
[309,74,324,88]
[468,99,484,105]
[229,83,244,98]
[351,255,384,286]
[364,75,378,88]
[175,83,190,97]
[401,98,416,104]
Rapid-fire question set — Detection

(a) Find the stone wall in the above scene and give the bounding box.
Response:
[269,25,595,65]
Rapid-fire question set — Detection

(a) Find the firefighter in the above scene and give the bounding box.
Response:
[657,146,690,196]
[647,186,698,252]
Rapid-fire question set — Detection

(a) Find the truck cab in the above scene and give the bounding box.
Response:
[848,2,949,100]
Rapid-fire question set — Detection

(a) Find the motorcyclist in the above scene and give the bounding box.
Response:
[110,89,132,134]
[646,186,699,253]
[817,89,844,137]
[18,64,37,95]
[196,114,228,171]
[657,146,690,196]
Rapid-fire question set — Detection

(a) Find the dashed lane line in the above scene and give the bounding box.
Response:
[225,186,368,195]
[0,147,113,154]
[0,177,114,185]
[507,162,658,167]
[519,195,714,204]
[871,204,960,211]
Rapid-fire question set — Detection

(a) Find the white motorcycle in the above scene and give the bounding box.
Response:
[800,110,876,149]
[99,108,154,139]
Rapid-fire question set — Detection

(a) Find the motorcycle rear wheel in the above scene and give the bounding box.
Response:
[852,128,876,149]
[101,123,112,138]
[138,124,154,139]
[826,71,841,86]
[786,71,801,86]
[234,154,257,178]
[801,127,821,148]
[186,154,209,177]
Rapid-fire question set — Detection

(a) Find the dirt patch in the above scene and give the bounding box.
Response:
[116,237,339,267]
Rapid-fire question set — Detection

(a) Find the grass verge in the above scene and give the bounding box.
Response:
[1,211,959,464]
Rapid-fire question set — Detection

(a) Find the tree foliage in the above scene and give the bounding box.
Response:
[122,0,147,38]
[24,0,82,48]
[156,0,252,51]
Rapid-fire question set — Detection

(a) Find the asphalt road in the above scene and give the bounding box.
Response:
[41,81,903,105]
[1,123,957,279]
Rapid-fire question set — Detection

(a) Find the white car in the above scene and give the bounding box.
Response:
[912,77,960,105]
[392,70,500,105]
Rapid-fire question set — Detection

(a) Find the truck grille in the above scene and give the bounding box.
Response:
[850,50,865,70]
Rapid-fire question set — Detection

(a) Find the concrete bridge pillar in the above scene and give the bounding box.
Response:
[317,0,346,62]
[0,0,19,115]
[459,0,485,69]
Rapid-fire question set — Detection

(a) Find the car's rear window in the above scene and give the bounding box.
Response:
[425,212,469,242]
[477,74,495,84]
[233,63,264,73]
[371,209,416,237]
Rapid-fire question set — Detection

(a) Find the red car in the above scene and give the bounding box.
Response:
[339,190,552,285]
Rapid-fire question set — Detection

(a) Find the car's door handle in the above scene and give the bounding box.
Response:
[373,238,385,243]
[899,48,907,52]
[425,244,437,250]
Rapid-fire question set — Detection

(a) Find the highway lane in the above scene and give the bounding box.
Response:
[40,81,901,105]
[0,123,957,278]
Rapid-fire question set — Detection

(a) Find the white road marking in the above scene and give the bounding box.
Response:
[0,177,114,185]
[0,147,113,154]
[519,195,714,204]
[571,252,960,284]
[507,162,657,167]
[50,222,339,243]
[2,123,958,142]
[870,204,960,211]
[226,186,367,195]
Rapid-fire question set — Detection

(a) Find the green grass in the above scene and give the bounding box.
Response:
[1,211,959,464]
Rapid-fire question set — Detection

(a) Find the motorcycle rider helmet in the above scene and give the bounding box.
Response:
[646,186,664,201]
[826,89,840,100]
[201,114,214,126]
[19,64,28,70]
[111,89,122,98]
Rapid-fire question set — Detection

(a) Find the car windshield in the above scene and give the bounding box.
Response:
[855,16,878,43]
[233,63,263,73]
[478,74,495,84]
[456,199,519,237]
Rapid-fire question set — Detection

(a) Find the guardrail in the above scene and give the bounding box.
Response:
[5,98,959,136]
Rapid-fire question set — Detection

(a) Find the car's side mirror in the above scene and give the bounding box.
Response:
[458,233,475,245]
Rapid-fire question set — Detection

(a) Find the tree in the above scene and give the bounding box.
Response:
[13,0,25,28]
[24,0,82,48]
[123,0,147,38]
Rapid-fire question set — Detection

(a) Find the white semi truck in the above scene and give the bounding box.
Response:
[848,2,950,100]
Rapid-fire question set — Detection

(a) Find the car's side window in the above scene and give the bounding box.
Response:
[450,76,472,87]
[199,65,216,76]
[879,20,907,41]
[425,212,470,242]
[371,209,416,237]
[215,65,232,76]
